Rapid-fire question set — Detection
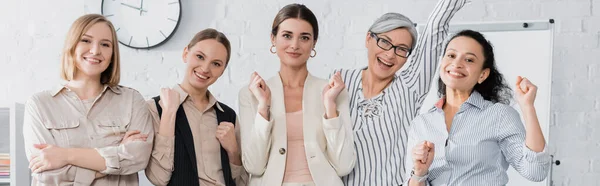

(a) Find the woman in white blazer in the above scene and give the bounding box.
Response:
[238,3,356,186]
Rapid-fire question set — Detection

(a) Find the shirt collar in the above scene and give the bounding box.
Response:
[464,91,487,110]
[172,84,224,112]
[431,91,488,112]
[51,84,121,97]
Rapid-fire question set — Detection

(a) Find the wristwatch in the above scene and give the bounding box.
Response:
[411,170,429,183]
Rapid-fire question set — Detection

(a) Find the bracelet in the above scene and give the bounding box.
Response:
[411,169,429,183]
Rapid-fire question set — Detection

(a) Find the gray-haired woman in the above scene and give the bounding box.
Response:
[332,0,468,185]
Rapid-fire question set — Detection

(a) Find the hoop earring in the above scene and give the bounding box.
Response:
[270,45,276,54]
[310,48,317,58]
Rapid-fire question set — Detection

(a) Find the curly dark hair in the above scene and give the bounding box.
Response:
[438,30,512,104]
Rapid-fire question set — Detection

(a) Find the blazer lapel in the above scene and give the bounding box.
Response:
[302,74,322,140]
[302,73,317,115]
[268,73,286,121]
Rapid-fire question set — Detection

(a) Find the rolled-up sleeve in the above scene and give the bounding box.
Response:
[23,96,96,185]
[497,107,551,182]
[95,91,154,175]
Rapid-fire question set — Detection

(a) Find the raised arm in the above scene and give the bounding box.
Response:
[144,94,178,186]
[322,85,356,176]
[401,0,468,100]
[497,106,551,182]
[238,86,274,176]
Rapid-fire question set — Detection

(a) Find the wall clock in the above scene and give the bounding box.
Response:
[101,0,182,49]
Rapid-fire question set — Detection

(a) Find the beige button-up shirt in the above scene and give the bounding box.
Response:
[22,85,154,186]
[145,85,248,186]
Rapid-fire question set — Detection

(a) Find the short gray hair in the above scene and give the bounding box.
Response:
[368,12,418,49]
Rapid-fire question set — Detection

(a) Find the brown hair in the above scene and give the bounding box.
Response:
[187,28,232,64]
[60,14,120,86]
[271,4,319,41]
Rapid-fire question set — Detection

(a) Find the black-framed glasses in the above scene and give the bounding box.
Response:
[370,33,412,58]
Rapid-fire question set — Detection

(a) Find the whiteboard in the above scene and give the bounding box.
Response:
[418,21,554,186]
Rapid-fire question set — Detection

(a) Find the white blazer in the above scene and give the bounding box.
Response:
[238,73,356,186]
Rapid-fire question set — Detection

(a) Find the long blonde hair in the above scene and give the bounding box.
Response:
[60,14,120,86]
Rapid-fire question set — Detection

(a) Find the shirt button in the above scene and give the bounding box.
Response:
[279,148,286,155]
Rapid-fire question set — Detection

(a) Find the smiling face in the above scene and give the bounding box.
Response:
[271,18,316,68]
[439,36,490,92]
[181,39,229,90]
[73,22,115,79]
[365,28,413,80]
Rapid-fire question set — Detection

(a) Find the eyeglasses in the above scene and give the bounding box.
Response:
[370,33,412,58]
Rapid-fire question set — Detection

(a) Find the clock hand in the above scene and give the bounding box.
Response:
[139,0,144,16]
[120,3,147,12]
[120,3,139,10]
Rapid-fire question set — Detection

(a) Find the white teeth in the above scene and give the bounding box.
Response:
[194,71,208,79]
[85,57,100,63]
[378,58,393,66]
[448,71,464,77]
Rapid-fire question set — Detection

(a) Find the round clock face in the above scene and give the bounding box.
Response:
[101,0,181,49]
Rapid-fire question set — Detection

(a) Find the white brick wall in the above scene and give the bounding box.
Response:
[1,0,598,185]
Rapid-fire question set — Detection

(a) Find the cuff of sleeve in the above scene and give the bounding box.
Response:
[254,112,273,133]
[523,144,551,164]
[322,111,342,130]
[73,167,96,186]
[95,146,121,174]
[230,163,244,178]
[154,133,175,158]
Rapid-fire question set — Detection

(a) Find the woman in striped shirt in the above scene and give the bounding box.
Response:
[335,0,467,185]
[405,30,551,186]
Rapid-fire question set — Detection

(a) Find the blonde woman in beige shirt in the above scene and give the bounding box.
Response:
[143,28,249,186]
[23,14,154,186]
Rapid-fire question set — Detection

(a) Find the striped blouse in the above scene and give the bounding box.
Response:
[404,91,551,186]
[335,0,467,185]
